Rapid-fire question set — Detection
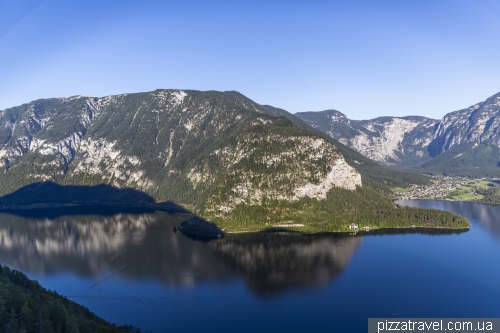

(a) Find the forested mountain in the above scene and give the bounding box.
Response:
[296,91,500,177]
[0,90,466,231]
[0,265,122,332]
[229,98,431,189]
[0,90,359,210]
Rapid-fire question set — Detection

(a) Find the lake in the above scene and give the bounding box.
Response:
[0,200,499,332]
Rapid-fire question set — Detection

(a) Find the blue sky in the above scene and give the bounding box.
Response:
[0,0,499,119]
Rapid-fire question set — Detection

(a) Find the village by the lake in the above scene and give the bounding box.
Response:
[393,176,500,201]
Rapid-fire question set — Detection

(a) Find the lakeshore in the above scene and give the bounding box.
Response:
[0,200,495,332]
[393,176,500,203]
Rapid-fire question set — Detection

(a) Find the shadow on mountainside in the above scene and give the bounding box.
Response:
[0,182,191,218]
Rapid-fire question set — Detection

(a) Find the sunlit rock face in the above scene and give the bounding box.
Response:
[0,90,361,213]
[200,133,361,214]
[296,91,500,169]
[296,110,438,166]
[0,97,96,173]
[209,232,362,294]
[429,92,500,156]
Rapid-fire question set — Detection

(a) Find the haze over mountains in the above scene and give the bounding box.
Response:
[296,91,500,178]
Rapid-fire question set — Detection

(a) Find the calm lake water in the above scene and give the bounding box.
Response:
[0,200,499,332]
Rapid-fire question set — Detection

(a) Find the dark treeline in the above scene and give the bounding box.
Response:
[414,141,500,179]
[0,265,123,333]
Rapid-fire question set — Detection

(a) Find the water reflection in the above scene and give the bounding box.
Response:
[397,200,500,239]
[0,208,475,294]
[0,211,233,285]
[210,232,362,294]
[360,228,468,237]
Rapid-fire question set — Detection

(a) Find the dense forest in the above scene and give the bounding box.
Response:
[414,141,500,178]
[478,186,500,205]
[0,265,123,333]
[207,184,469,233]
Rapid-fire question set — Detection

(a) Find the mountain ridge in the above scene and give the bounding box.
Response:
[0,89,467,232]
[0,90,361,217]
[296,91,500,177]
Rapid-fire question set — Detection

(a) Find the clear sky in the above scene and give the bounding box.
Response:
[1,0,499,120]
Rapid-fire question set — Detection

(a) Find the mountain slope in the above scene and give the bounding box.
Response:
[418,92,500,177]
[0,90,466,231]
[296,110,438,166]
[0,91,357,216]
[296,91,500,177]
[222,93,431,189]
[428,92,500,157]
[415,140,500,178]
[0,265,123,332]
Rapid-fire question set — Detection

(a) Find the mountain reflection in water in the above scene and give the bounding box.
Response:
[0,209,470,294]
[0,210,364,293]
[1,204,496,333]
[0,211,233,286]
[210,232,362,294]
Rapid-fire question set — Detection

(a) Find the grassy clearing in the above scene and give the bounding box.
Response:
[475,180,493,189]
[452,193,483,200]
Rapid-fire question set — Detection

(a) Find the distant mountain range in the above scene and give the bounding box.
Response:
[0,89,467,231]
[296,91,500,178]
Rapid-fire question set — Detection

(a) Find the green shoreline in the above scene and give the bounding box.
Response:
[0,203,470,233]
[204,187,470,235]
[0,193,470,237]
[214,222,470,235]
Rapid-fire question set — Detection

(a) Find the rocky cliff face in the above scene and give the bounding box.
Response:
[296,110,438,166]
[0,96,96,172]
[0,90,361,215]
[296,91,500,176]
[196,129,361,214]
[428,92,500,156]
